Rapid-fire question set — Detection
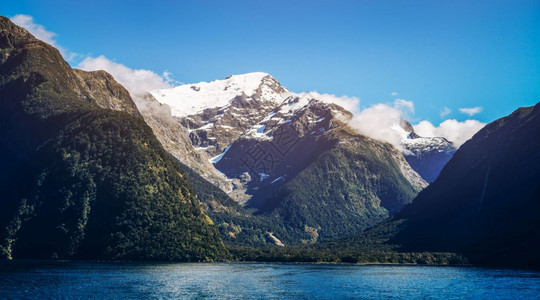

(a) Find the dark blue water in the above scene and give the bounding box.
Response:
[0,262,539,299]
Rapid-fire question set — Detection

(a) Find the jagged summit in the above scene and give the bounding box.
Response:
[141,70,433,243]
[149,71,434,201]
[151,72,289,118]
[392,122,454,153]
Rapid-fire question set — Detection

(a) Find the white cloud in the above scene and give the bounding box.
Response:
[348,103,407,151]
[394,98,414,114]
[10,14,77,61]
[348,99,486,150]
[9,14,177,112]
[298,91,361,115]
[6,14,488,151]
[9,15,173,102]
[459,106,482,116]
[414,119,486,147]
[162,71,182,86]
[77,55,172,101]
[440,106,452,118]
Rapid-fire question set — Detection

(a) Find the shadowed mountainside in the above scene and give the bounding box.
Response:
[0,16,228,261]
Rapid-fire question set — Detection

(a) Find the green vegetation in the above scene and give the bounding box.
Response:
[0,17,229,261]
[171,166,468,266]
[227,246,467,265]
[225,220,467,265]
[176,128,426,252]
[257,131,423,244]
[176,160,290,247]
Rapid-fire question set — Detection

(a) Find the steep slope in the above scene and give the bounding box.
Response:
[390,103,540,268]
[0,16,228,261]
[71,69,142,117]
[176,160,291,247]
[133,93,234,194]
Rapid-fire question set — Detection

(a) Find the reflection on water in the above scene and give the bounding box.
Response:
[0,261,539,299]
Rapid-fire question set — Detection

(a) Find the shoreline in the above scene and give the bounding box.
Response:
[3,258,537,271]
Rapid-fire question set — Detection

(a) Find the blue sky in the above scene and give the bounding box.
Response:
[2,0,539,125]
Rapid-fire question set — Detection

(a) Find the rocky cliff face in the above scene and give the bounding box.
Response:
[0,16,228,261]
[182,75,288,158]
[149,74,430,204]
[131,92,236,194]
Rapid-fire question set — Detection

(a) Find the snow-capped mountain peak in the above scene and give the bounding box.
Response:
[390,122,454,155]
[391,121,456,183]
[150,72,289,117]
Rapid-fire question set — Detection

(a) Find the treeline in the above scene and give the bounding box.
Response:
[226,245,467,265]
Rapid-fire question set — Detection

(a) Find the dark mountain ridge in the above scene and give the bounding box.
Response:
[390,103,540,268]
[0,16,228,261]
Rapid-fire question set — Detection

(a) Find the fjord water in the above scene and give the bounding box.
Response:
[0,262,538,299]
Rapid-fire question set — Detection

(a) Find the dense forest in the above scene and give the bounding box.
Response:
[0,16,228,261]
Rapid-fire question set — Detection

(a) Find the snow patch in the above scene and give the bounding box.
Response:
[266,232,285,247]
[259,173,270,181]
[245,124,272,141]
[209,145,232,164]
[261,111,276,122]
[270,176,285,184]
[217,125,234,129]
[194,146,210,151]
[194,123,214,131]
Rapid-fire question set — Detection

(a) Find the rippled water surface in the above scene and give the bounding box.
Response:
[0,261,539,299]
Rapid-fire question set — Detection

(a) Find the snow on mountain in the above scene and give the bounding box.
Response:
[150,72,290,118]
[148,72,292,168]
[147,72,442,199]
[241,94,351,143]
[391,123,453,154]
[135,71,454,244]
